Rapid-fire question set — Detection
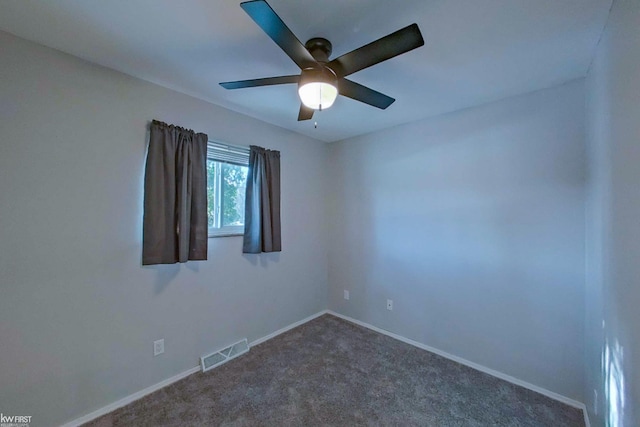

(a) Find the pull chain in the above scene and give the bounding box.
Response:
[315,86,321,129]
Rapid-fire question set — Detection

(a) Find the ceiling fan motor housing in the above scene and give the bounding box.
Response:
[305,37,332,62]
[299,66,337,88]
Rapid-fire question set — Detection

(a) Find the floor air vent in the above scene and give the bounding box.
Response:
[200,338,249,373]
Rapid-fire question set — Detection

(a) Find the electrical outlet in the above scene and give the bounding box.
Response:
[387,299,393,311]
[344,290,350,300]
[593,389,598,415]
[154,339,164,356]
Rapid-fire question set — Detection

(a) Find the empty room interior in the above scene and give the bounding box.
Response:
[0,0,638,426]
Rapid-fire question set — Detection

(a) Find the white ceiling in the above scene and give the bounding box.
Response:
[0,0,611,142]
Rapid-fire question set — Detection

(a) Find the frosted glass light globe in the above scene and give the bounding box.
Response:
[298,81,338,110]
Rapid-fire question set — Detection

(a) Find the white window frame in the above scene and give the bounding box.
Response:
[207,141,250,238]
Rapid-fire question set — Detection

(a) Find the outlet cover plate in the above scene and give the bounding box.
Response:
[154,339,165,356]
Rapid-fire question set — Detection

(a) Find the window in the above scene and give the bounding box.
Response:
[207,142,249,237]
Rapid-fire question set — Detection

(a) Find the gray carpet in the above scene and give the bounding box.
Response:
[85,315,584,426]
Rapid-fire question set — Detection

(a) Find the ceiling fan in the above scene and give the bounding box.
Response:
[220,0,425,121]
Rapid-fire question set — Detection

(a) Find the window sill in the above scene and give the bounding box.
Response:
[208,233,244,239]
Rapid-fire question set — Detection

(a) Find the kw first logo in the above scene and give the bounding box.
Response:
[0,413,32,426]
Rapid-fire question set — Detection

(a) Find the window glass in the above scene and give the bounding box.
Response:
[206,143,249,237]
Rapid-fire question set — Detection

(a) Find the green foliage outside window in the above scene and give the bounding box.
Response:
[207,160,248,229]
[222,163,247,226]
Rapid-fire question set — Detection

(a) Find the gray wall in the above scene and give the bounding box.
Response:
[328,81,586,401]
[0,31,328,427]
[585,0,640,425]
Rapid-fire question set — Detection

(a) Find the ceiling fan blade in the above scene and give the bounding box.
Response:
[240,0,316,70]
[220,75,300,89]
[297,104,314,121]
[338,79,395,109]
[328,23,424,78]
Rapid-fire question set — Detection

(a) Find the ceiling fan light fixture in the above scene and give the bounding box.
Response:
[298,67,338,110]
[221,1,425,121]
[298,82,338,110]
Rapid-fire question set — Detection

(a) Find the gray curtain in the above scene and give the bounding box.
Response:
[143,120,208,265]
[243,145,281,253]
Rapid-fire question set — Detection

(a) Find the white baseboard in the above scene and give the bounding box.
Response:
[59,365,200,427]
[60,309,329,427]
[249,310,329,347]
[327,310,589,417]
